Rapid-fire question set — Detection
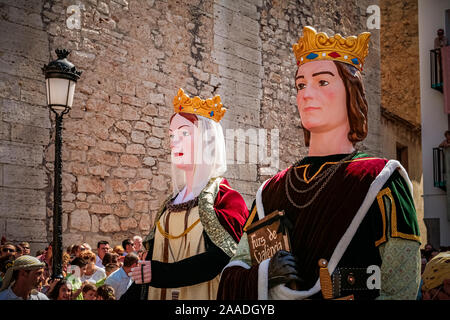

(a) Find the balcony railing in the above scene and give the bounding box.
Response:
[430,49,443,92]
[433,147,446,190]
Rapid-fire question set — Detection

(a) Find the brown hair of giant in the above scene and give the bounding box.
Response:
[300,61,368,147]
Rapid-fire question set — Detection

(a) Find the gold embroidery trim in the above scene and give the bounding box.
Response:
[156,218,201,240]
[243,206,257,232]
[375,187,390,247]
[198,177,239,258]
[220,183,233,191]
[375,187,421,245]
[391,194,421,242]
[297,157,379,184]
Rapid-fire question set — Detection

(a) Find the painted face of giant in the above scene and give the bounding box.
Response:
[169,113,196,171]
[295,60,349,136]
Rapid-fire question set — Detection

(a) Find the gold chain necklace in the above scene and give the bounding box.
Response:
[157,218,201,240]
[285,151,357,209]
[156,196,200,240]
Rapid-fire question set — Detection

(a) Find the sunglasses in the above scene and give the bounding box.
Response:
[2,248,16,253]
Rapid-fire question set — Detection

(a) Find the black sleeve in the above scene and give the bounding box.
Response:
[119,282,148,300]
[149,232,230,288]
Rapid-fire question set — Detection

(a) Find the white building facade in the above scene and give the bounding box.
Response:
[419,0,450,248]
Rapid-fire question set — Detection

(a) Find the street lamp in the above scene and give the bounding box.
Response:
[42,49,82,279]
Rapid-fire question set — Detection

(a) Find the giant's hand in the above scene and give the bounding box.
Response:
[130,261,152,284]
[268,250,302,289]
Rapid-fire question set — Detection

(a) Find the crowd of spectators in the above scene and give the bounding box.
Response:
[0,235,448,300]
[0,235,145,300]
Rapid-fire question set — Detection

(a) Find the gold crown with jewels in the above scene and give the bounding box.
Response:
[173,88,226,122]
[293,26,371,71]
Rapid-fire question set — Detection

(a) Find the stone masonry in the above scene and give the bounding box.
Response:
[379,0,426,245]
[0,0,381,253]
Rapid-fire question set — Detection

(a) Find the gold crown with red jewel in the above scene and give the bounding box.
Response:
[173,88,226,122]
[293,26,371,71]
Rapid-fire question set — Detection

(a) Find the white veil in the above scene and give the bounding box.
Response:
[171,115,227,199]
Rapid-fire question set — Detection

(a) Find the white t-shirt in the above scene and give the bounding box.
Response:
[0,287,49,300]
[81,267,106,284]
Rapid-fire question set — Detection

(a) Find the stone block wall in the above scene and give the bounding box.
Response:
[41,0,217,248]
[0,0,381,252]
[0,0,51,254]
[380,0,420,126]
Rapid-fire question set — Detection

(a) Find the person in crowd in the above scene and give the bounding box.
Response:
[439,131,450,148]
[422,251,450,300]
[80,250,106,285]
[0,255,48,300]
[66,257,89,300]
[421,256,428,274]
[81,243,92,251]
[38,251,72,295]
[96,263,120,287]
[38,243,53,280]
[0,243,16,288]
[70,244,83,260]
[434,28,447,84]
[104,263,120,277]
[82,282,97,300]
[105,253,138,299]
[45,247,53,279]
[113,245,124,256]
[62,252,71,277]
[0,255,14,289]
[18,242,31,256]
[102,252,120,268]
[125,89,249,300]
[15,245,24,258]
[66,244,74,256]
[113,246,125,264]
[96,240,111,268]
[97,284,115,300]
[430,249,441,261]
[434,28,448,49]
[122,239,135,256]
[217,26,421,300]
[1,243,16,258]
[47,279,73,300]
[423,243,435,262]
[133,236,146,259]
[133,236,143,252]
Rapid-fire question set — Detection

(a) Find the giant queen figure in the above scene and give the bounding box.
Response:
[123,89,249,300]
